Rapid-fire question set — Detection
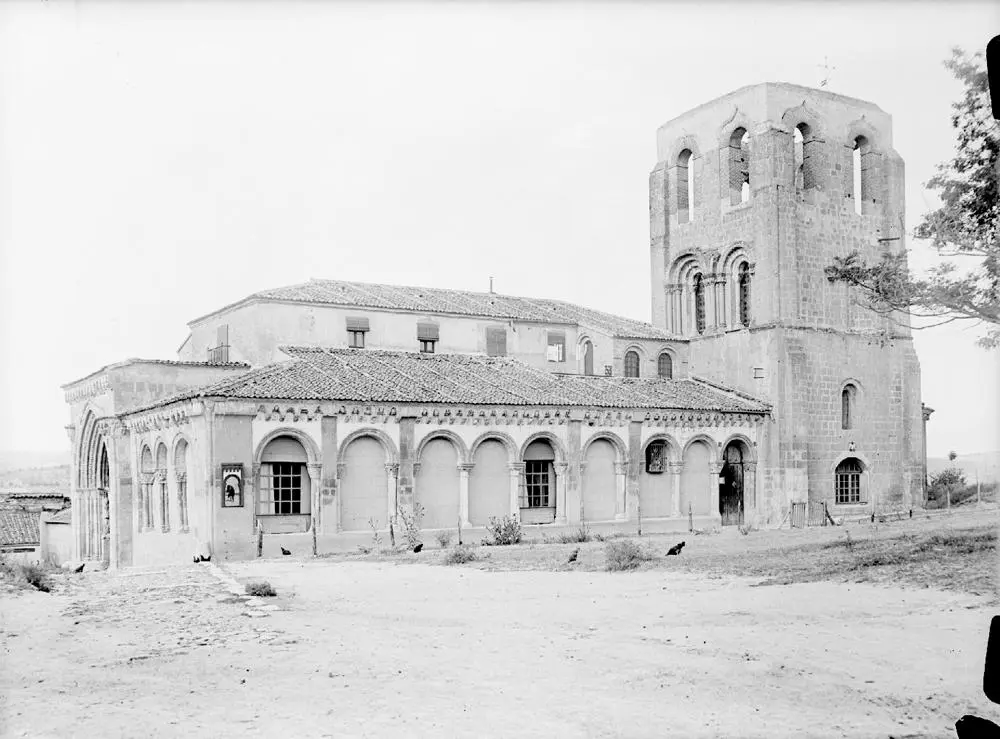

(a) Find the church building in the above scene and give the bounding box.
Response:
[63,83,925,568]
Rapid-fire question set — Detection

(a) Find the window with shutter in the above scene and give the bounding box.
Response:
[486,327,507,357]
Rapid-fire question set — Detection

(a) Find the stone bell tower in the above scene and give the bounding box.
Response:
[649,82,924,523]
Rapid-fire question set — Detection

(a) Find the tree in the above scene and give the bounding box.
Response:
[948,450,958,462]
[825,49,999,348]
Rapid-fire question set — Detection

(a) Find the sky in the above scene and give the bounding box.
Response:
[0,0,998,460]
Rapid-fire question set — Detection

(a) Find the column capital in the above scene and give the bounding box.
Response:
[385,462,400,476]
[508,462,525,473]
[306,463,323,481]
[668,461,684,472]
[458,463,475,473]
[554,462,568,476]
[614,461,629,475]
[175,472,187,483]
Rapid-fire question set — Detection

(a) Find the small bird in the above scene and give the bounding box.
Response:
[666,541,686,556]
[280,547,292,556]
[412,543,424,553]
[567,547,579,564]
[72,563,85,573]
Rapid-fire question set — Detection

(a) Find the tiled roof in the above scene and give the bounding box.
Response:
[62,358,250,390]
[0,510,40,547]
[155,347,768,414]
[232,279,675,341]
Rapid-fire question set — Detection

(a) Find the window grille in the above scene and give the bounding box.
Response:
[694,275,706,335]
[738,263,751,327]
[624,350,640,377]
[646,442,667,473]
[258,462,306,515]
[523,461,552,508]
[657,353,672,379]
[835,459,862,504]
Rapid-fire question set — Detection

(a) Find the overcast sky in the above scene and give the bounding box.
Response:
[1,0,998,460]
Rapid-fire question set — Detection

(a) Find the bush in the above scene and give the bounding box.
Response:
[482,515,523,546]
[0,558,52,593]
[435,530,454,548]
[245,580,277,597]
[604,539,654,572]
[557,526,593,544]
[443,546,478,565]
[396,504,425,548]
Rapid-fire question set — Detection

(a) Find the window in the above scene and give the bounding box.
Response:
[259,462,305,514]
[835,458,863,504]
[258,436,310,515]
[208,324,230,363]
[646,441,667,473]
[624,350,640,378]
[729,127,750,205]
[547,331,566,362]
[582,340,594,375]
[486,327,507,357]
[417,321,440,351]
[852,136,872,215]
[694,274,706,335]
[346,316,369,348]
[657,352,673,379]
[793,123,817,191]
[524,461,551,508]
[738,263,751,327]
[677,149,694,223]
[842,384,856,429]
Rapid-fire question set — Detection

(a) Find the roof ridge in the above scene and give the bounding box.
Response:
[689,375,771,407]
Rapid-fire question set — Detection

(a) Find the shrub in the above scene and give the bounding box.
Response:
[245,581,277,597]
[435,530,454,548]
[0,558,52,593]
[443,546,478,565]
[604,539,653,571]
[395,504,425,548]
[557,526,593,544]
[482,515,523,546]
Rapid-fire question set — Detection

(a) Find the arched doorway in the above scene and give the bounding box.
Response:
[720,441,746,526]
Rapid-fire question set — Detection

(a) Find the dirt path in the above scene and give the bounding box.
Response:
[2,558,998,738]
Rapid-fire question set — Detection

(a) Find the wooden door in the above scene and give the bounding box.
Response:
[720,443,744,526]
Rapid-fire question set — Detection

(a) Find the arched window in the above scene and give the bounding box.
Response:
[693,274,706,335]
[677,149,694,223]
[835,458,863,505]
[793,123,817,191]
[729,128,750,205]
[657,352,673,379]
[259,436,311,516]
[852,135,871,215]
[582,340,594,376]
[841,384,856,430]
[624,350,640,378]
[98,445,109,490]
[738,263,751,327]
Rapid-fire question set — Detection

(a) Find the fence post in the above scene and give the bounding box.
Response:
[688,503,693,532]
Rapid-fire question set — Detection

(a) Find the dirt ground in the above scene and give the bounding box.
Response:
[2,510,998,738]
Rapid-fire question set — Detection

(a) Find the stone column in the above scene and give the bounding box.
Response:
[176,472,189,533]
[101,491,111,568]
[385,463,400,527]
[458,463,473,528]
[335,463,347,533]
[716,276,728,329]
[554,462,568,524]
[669,462,683,517]
[140,474,153,532]
[508,463,524,520]
[307,462,322,535]
[157,472,170,533]
[614,462,628,521]
[744,462,757,516]
[709,463,723,520]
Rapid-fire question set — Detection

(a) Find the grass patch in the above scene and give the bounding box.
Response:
[555,526,594,544]
[0,558,53,593]
[245,580,277,597]
[435,531,454,548]
[605,539,655,571]
[443,546,478,565]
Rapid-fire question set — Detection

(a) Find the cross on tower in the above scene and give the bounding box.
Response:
[817,56,837,88]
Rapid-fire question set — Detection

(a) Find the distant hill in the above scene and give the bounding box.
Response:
[927,451,1000,483]
[0,450,71,473]
[0,463,71,493]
